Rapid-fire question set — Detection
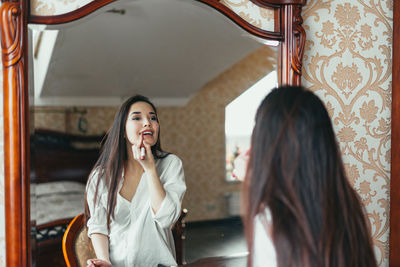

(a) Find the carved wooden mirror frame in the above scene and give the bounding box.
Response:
[2,0,397,266]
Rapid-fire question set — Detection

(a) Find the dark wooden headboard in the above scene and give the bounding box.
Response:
[31,129,104,184]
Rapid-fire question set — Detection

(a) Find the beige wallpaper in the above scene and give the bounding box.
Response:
[158,46,276,221]
[31,0,93,16]
[220,0,275,31]
[34,106,118,135]
[30,0,275,32]
[0,1,393,266]
[302,0,392,265]
[33,45,276,222]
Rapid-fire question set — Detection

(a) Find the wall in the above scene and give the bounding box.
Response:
[302,0,392,265]
[34,106,118,135]
[0,0,393,266]
[34,45,276,222]
[158,45,275,221]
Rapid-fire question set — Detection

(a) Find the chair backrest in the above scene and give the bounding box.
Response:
[62,214,96,267]
[63,210,188,267]
[173,209,188,265]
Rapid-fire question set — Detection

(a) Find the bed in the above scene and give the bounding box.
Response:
[31,129,104,267]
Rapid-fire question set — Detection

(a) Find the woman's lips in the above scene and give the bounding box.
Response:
[140,130,154,138]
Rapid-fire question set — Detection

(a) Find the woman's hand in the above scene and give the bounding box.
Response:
[131,133,166,213]
[132,134,156,172]
[232,149,250,181]
[86,258,112,267]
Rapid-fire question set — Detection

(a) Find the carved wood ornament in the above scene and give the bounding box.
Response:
[0,0,309,266]
[1,1,30,267]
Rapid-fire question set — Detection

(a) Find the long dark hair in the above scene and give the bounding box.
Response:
[243,86,376,267]
[85,95,169,230]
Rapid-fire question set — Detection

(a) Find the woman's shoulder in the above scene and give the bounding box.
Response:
[86,167,106,190]
[253,208,276,267]
[157,153,183,171]
[159,153,181,164]
[255,207,273,226]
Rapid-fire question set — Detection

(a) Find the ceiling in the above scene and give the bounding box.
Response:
[32,0,266,106]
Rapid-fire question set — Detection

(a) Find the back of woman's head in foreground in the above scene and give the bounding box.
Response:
[243,86,376,267]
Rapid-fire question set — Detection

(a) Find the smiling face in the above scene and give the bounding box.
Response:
[125,101,160,147]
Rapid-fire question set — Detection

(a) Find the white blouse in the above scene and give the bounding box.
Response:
[253,208,277,267]
[86,154,186,267]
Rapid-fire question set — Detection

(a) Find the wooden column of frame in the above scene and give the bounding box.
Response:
[0,0,309,267]
[390,0,400,265]
[251,0,305,86]
[279,4,305,86]
[0,0,30,267]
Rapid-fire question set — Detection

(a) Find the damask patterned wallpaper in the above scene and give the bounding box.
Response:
[30,0,275,32]
[220,0,275,31]
[301,1,392,265]
[34,46,276,222]
[0,0,393,266]
[30,0,93,16]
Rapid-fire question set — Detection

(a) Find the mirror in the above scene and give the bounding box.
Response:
[1,0,308,266]
[29,1,278,265]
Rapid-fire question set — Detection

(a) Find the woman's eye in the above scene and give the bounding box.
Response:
[132,117,140,121]
[151,116,158,121]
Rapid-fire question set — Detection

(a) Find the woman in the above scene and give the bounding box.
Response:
[242,86,377,267]
[85,95,186,267]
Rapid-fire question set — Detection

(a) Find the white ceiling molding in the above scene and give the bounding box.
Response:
[33,96,126,107]
[33,96,191,107]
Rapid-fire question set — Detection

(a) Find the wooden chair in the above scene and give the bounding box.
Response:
[173,209,188,265]
[62,214,96,267]
[63,210,188,267]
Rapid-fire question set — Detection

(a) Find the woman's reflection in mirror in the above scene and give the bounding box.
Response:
[241,86,377,267]
[85,95,186,267]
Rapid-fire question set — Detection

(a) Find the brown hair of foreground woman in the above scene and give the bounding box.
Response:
[243,86,377,267]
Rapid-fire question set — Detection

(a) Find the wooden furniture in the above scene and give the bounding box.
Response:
[32,129,103,267]
[36,218,74,267]
[32,129,103,184]
[63,211,188,267]
[173,209,188,265]
[390,1,400,265]
[0,1,311,266]
[62,214,96,267]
